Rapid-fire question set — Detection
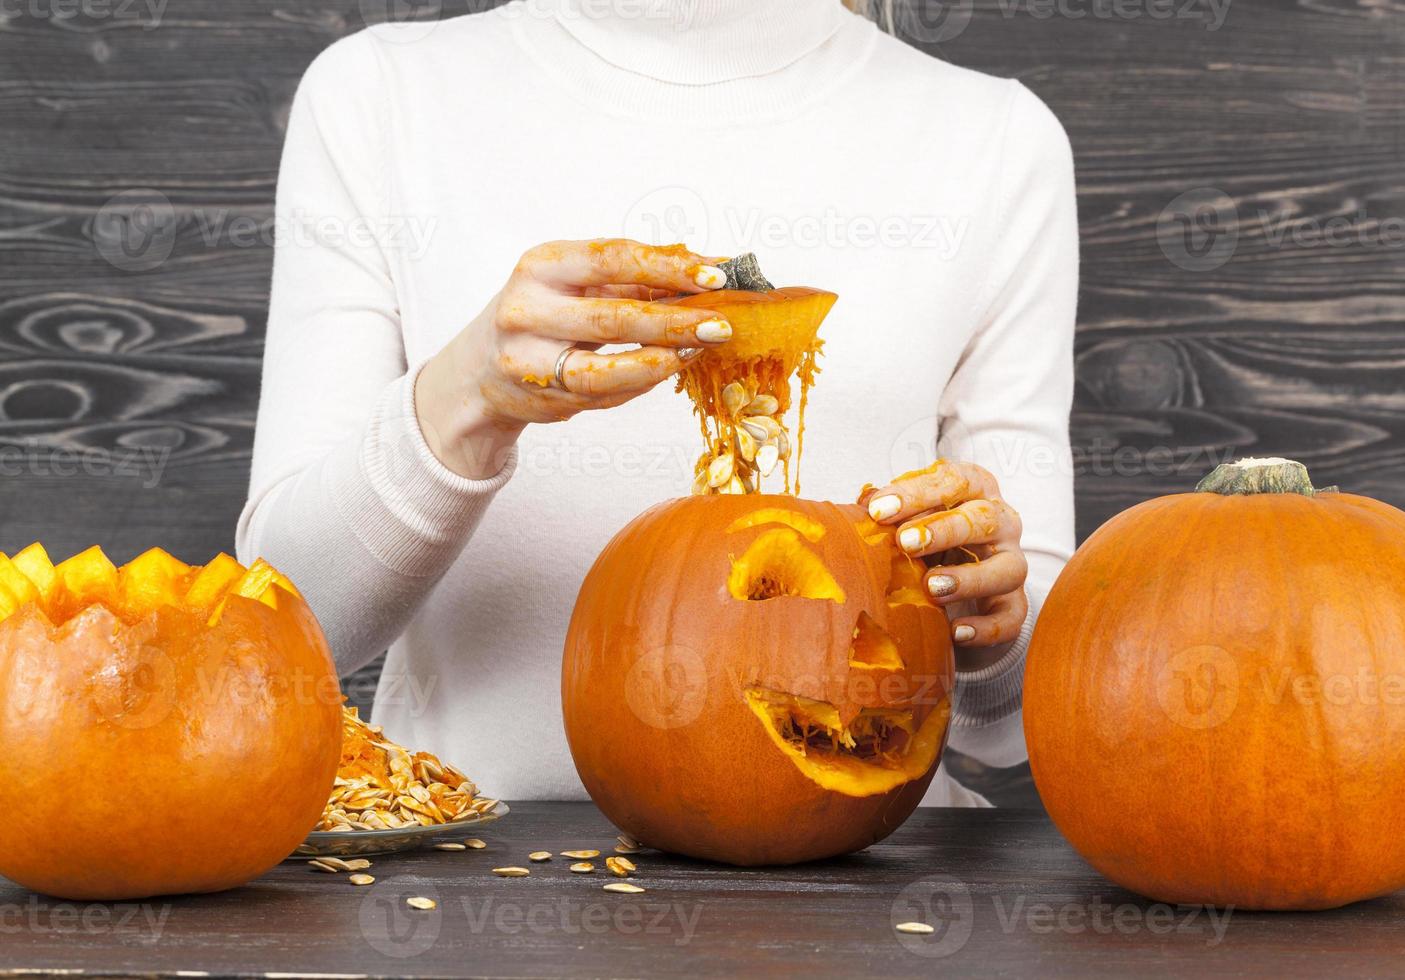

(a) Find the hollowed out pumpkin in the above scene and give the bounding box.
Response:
[1024,458,1405,910]
[0,545,342,900]
[562,495,955,866]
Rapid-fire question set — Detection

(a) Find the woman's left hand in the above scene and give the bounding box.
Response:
[860,461,1028,663]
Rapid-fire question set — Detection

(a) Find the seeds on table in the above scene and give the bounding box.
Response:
[569,862,595,874]
[528,851,553,862]
[493,867,531,877]
[603,882,645,894]
[434,842,468,852]
[463,838,488,849]
[895,921,934,935]
[605,856,636,877]
[406,897,437,910]
[348,874,375,886]
[561,849,599,859]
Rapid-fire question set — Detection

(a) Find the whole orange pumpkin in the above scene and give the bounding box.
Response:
[1025,458,1405,910]
[0,545,342,900]
[562,494,954,866]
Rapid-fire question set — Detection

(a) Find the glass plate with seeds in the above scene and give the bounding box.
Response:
[291,802,510,858]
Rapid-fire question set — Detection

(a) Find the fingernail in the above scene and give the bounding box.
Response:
[953,625,977,644]
[693,265,727,290]
[927,574,958,598]
[868,494,901,521]
[695,319,732,344]
[898,526,928,553]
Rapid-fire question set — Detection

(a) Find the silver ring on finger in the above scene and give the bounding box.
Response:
[552,345,578,391]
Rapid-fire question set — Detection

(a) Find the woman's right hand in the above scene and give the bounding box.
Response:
[415,239,733,479]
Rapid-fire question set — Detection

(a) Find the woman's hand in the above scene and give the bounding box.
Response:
[416,239,733,478]
[861,461,1029,668]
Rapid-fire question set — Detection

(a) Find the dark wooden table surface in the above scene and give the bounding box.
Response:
[1,803,1401,979]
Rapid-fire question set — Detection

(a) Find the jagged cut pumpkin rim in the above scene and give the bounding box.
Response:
[0,544,300,629]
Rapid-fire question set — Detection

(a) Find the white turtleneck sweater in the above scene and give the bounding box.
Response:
[238,0,1078,806]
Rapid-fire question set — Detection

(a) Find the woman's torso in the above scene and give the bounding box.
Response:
[359,4,1027,802]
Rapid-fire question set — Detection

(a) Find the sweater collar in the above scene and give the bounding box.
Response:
[511,0,874,124]
[548,0,846,85]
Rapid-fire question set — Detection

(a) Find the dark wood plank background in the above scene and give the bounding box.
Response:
[1,0,1401,804]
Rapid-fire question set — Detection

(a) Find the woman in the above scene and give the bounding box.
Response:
[238,0,1077,805]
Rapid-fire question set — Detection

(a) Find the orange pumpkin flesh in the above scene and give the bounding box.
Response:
[1024,458,1405,910]
[0,545,341,901]
[562,495,954,866]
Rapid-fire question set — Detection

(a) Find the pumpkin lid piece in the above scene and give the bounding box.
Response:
[667,253,837,497]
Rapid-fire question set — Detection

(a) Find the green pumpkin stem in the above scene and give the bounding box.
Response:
[1195,457,1338,497]
[720,253,774,292]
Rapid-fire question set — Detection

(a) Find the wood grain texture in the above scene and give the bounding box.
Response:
[1,0,1401,805]
[1,803,1402,979]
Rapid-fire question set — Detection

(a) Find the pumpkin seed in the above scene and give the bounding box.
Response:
[614,844,644,855]
[743,415,782,441]
[739,418,769,442]
[464,838,487,849]
[344,859,372,871]
[721,382,750,418]
[743,393,779,416]
[617,834,640,849]
[707,453,735,488]
[493,867,531,877]
[895,922,934,935]
[529,851,552,862]
[690,467,710,496]
[605,856,636,877]
[434,842,467,852]
[308,860,343,873]
[735,426,759,463]
[406,897,437,910]
[775,429,791,460]
[570,862,595,874]
[561,849,600,859]
[348,874,375,886]
[756,443,780,478]
[603,882,645,894]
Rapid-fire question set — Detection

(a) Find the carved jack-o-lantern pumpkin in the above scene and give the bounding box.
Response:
[562,495,955,866]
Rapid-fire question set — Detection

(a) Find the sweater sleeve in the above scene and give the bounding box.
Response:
[940,82,1078,765]
[236,34,515,676]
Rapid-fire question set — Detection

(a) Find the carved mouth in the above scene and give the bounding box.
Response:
[744,686,950,797]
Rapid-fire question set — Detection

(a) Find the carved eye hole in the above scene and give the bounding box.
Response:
[725,528,845,603]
